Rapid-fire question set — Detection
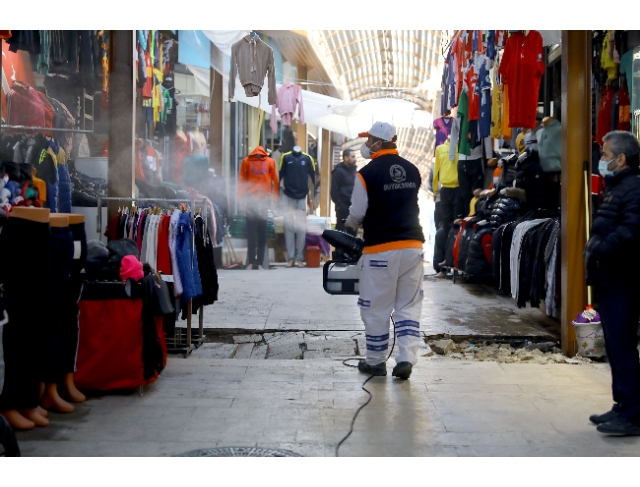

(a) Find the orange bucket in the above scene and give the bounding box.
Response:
[305,246,321,268]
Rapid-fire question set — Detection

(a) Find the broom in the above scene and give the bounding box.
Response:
[573,162,600,325]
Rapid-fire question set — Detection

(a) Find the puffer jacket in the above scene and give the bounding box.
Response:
[465,224,494,278]
[490,197,521,225]
[457,216,484,272]
[515,150,545,212]
[444,224,460,268]
[585,167,640,288]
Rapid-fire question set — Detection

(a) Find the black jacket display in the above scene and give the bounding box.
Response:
[279,150,316,200]
[330,162,357,215]
[514,150,545,213]
[585,167,640,288]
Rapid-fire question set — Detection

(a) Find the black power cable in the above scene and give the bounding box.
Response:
[335,316,397,457]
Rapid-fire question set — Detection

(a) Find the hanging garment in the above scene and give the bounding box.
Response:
[270,83,305,133]
[596,86,615,146]
[499,31,545,129]
[433,117,454,149]
[6,81,46,130]
[228,35,277,105]
[168,209,184,297]
[176,212,203,303]
[157,214,172,275]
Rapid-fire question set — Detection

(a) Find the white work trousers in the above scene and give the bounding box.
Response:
[282,194,307,262]
[358,248,424,366]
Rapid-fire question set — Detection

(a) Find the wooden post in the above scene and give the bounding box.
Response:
[107,30,136,222]
[209,67,224,176]
[561,30,591,357]
[296,65,308,153]
[320,128,332,217]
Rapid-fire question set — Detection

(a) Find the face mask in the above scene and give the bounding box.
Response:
[599,157,615,177]
[360,143,371,159]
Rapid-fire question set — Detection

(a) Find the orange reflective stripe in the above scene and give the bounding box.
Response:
[371,149,399,160]
[357,172,367,191]
[363,240,423,254]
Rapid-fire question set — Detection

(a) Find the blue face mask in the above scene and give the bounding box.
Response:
[599,157,615,177]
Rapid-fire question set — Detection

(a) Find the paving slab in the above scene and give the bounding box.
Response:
[14,355,639,457]
[200,269,558,342]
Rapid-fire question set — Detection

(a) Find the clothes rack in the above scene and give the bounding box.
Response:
[96,196,209,357]
[0,124,94,133]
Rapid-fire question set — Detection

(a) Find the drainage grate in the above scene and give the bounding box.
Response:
[175,447,302,457]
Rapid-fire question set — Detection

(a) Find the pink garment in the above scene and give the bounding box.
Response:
[270,83,305,133]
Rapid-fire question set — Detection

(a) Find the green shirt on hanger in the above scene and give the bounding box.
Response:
[458,90,471,156]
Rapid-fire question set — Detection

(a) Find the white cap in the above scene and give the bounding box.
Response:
[358,122,397,142]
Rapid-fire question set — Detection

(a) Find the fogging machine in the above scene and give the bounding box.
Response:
[322,229,363,295]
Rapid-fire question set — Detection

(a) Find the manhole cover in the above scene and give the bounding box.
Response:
[175,447,302,457]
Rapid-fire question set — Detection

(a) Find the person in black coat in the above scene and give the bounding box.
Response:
[331,149,358,236]
[585,130,640,436]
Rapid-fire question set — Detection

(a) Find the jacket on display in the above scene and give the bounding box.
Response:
[6,81,46,130]
[176,211,203,303]
[331,162,357,215]
[279,150,316,200]
[537,119,561,173]
[238,146,279,201]
[514,149,545,212]
[270,83,305,133]
[229,35,277,105]
[465,223,494,278]
[585,167,640,288]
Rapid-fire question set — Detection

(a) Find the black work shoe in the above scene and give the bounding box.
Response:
[392,362,413,379]
[357,360,387,376]
[596,417,640,436]
[590,409,619,425]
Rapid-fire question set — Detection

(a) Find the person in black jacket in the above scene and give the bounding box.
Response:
[331,149,357,260]
[585,130,640,436]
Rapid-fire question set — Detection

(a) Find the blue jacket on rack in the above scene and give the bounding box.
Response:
[176,211,203,302]
[57,162,72,213]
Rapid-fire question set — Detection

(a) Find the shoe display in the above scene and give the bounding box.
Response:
[589,409,619,425]
[596,416,640,436]
[357,360,387,376]
[392,361,413,379]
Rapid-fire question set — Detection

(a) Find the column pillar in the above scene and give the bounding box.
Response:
[108,30,136,221]
[209,67,224,176]
[320,128,332,217]
[561,30,591,356]
[296,65,308,153]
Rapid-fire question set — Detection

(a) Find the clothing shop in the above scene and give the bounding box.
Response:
[0,30,225,437]
[432,30,640,355]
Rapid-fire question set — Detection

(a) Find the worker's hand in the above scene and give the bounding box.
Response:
[345,214,360,230]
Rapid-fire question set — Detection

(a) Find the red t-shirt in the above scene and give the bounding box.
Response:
[466,65,479,121]
[596,87,615,145]
[498,31,545,129]
[142,52,154,99]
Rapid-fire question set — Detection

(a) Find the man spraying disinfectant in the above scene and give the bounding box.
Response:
[345,122,425,379]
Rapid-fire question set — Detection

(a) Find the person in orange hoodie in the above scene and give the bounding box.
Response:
[238,146,279,270]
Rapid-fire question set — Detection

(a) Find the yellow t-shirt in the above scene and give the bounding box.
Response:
[433,140,459,197]
[602,31,618,82]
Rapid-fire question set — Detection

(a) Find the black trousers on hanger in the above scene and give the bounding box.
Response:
[0,218,51,411]
[38,226,74,384]
[457,158,484,218]
[61,222,87,374]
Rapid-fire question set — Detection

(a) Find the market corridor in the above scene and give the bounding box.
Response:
[15,268,639,457]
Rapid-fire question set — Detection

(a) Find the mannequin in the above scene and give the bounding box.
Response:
[279,146,314,267]
[39,214,75,414]
[174,125,190,184]
[189,126,206,156]
[56,213,87,403]
[0,207,51,430]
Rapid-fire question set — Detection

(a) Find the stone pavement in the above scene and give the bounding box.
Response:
[15,265,630,457]
[15,355,639,457]
[199,268,559,339]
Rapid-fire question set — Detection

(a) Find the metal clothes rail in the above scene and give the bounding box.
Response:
[0,124,94,134]
[96,196,209,357]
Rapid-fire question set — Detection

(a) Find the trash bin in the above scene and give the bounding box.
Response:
[306,246,321,268]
